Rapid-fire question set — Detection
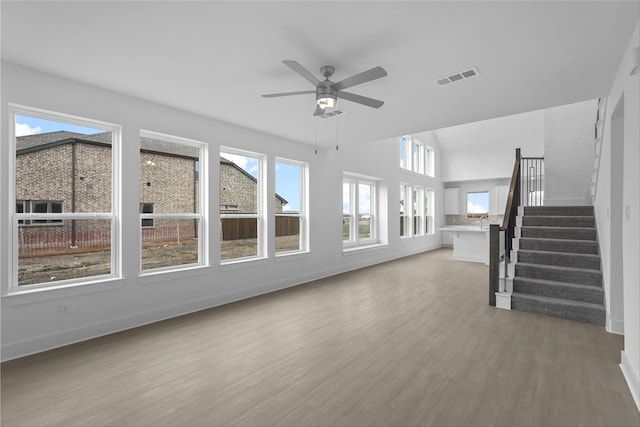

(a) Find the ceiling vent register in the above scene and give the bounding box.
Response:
[435,68,480,86]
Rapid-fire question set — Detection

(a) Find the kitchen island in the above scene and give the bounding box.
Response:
[438,226,490,264]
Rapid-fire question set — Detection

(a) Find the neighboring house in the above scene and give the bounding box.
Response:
[15,131,286,250]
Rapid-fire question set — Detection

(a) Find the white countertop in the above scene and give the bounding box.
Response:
[438,226,491,233]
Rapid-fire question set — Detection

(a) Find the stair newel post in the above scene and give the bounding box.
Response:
[489,224,500,306]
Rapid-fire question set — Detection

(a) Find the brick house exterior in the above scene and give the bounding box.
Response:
[16,131,286,251]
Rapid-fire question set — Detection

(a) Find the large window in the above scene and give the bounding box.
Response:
[399,184,410,237]
[399,136,434,177]
[401,185,434,238]
[425,189,435,235]
[220,149,264,261]
[11,106,119,288]
[139,131,206,272]
[275,159,308,254]
[343,176,377,247]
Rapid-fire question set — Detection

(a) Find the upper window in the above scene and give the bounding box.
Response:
[467,191,489,218]
[139,131,206,272]
[343,175,378,247]
[275,158,308,255]
[11,106,119,288]
[220,148,264,262]
[399,136,434,177]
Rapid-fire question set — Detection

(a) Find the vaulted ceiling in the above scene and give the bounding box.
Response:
[1,1,638,148]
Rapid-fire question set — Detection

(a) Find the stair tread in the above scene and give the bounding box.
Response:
[513,276,604,291]
[519,237,598,244]
[516,262,601,274]
[517,249,600,259]
[511,292,604,310]
[520,225,596,230]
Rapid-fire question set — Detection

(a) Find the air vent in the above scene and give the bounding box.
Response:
[318,109,345,119]
[435,67,480,86]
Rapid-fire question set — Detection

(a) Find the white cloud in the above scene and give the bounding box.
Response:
[16,123,42,136]
[467,202,488,214]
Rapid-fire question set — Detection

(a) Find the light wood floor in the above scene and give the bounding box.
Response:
[2,248,639,426]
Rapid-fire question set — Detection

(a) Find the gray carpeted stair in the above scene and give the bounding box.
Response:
[512,205,605,325]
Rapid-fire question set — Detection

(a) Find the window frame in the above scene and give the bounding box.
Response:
[139,130,208,273]
[275,157,308,256]
[343,174,378,249]
[219,147,265,263]
[466,191,490,218]
[399,135,435,177]
[8,104,121,292]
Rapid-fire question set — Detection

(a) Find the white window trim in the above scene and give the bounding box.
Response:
[275,157,309,256]
[139,130,208,275]
[6,104,121,294]
[343,173,379,250]
[400,135,435,177]
[220,147,266,264]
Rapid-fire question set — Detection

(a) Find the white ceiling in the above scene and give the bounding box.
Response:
[1,1,638,148]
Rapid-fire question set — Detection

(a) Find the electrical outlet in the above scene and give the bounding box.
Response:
[58,303,71,317]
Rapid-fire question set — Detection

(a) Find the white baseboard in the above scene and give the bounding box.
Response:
[495,292,511,310]
[620,350,640,411]
[606,315,625,335]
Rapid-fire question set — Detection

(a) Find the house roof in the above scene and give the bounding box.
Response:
[16,131,200,158]
[16,131,288,205]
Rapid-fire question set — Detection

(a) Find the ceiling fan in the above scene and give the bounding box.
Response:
[262,60,387,116]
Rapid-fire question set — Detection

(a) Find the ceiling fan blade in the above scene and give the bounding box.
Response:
[283,60,321,87]
[338,91,384,109]
[331,66,387,92]
[262,90,315,98]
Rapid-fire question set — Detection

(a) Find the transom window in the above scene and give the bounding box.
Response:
[399,136,434,177]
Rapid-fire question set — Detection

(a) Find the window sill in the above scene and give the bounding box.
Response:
[342,243,388,255]
[138,264,211,285]
[2,277,124,306]
[275,250,310,262]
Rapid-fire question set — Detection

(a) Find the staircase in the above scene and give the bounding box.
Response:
[511,205,605,325]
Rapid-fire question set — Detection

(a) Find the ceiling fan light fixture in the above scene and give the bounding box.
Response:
[317,94,336,109]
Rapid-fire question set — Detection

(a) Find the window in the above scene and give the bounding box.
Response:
[220,148,263,261]
[16,200,63,225]
[467,191,489,217]
[413,187,424,236]
[399,136,408,169]
[425,189,435,235]
[11,106,119,288]
[139,131,206,272]
[343,176,377,247]
[140,203,154,228]
[275,159,308,254]
[400,184,410,237]
[401,185,433,238]
[399,136,434,177]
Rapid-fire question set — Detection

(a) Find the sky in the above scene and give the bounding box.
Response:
[18,115,302,213]
[16,115,105,136]
[467,191,489,214]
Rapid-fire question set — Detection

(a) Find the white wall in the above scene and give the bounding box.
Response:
[0,62,443,361]
[543,99,597,206]
[594,20,640,410]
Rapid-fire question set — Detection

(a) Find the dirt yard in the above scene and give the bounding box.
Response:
[18,235,300,286]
